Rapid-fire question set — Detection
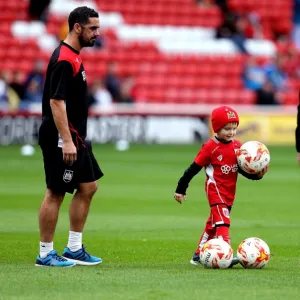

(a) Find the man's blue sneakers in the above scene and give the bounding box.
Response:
[35,250,76,267]
[62,245,102,266]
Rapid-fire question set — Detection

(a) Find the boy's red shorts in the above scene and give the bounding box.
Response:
[210,204,231,227]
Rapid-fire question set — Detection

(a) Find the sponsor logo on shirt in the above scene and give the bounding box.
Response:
[221,164,238,174]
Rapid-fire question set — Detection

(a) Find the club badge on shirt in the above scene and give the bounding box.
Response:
[82,71,86,81]
[222,207,230,218]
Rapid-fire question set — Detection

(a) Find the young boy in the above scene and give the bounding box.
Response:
[173,106,268,267]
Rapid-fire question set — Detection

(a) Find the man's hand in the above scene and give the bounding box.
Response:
[174,193,186,204]
[62,140,77,165]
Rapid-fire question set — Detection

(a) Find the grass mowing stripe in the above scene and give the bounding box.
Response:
[0,144,299,299]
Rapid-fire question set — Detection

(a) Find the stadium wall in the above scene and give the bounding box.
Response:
[0,104,296,145]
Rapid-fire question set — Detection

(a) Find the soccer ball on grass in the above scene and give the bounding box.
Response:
[236,141,270,174]
[237,237,270,269]
[199,238,233,269]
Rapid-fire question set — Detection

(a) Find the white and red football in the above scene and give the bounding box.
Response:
[199,238,233,269]
[237,237,270,269]
[236,141,270,174]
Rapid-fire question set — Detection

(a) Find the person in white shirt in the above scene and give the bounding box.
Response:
[91,79,113,107]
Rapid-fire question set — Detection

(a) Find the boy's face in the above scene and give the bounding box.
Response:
[216,122,238,142]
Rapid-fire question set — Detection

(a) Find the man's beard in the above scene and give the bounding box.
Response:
[79,34,95,48]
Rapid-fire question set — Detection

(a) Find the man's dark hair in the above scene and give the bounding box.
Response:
[68,6,99,31]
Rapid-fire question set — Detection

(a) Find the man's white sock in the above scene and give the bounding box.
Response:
[39,241,53,258]
[67,231,82,252]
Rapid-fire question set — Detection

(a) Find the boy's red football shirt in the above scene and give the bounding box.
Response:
[194,137,242,207]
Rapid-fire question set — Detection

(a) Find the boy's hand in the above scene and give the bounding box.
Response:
[257,164,269,178]
[174,193,186,204]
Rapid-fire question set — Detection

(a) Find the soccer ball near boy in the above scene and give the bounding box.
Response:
[199,238,233,269]
[236,141,270,174]
[237,237,270,269]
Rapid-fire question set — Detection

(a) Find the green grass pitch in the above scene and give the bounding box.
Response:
[0,144,299,300]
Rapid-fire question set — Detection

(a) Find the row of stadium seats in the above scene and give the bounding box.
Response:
[2,0,299,106]
[95,0,292,33]
[135,76,244,89]
[135,88,256,104]
[135,88,296,105]
[229,0,293,35]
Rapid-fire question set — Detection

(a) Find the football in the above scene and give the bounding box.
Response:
[237,237,270,269]
[199,238,233,269]
[236,141,270,174]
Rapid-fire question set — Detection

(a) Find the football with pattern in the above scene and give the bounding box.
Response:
[199,238,233,269]
[236,141,270,174]
[237,237,270,269]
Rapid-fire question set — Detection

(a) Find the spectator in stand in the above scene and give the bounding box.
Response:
[196,0,214,7]
[243,56,266,91]
[90,80,113,108]
[256,80,280,105]
[0,73,20,111]
[264,54,288,91]
[118,77,135,104]
[215,13,236,39]
[24,78,44,103]
[214,0,230,14]
[17,60,45,109]
[28,0,51,23]
[58,20,69,41]
[215,13,248,53]
[197,0,230,14]
[0,74,7,104]
[86,85,97,109]
[9,71,25,100]
[243,12,264,40]
[292,0,300,51]
[6,87,20,111]
[24,59,45,100]
[103,61,121,102]
[94,36,104,49]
